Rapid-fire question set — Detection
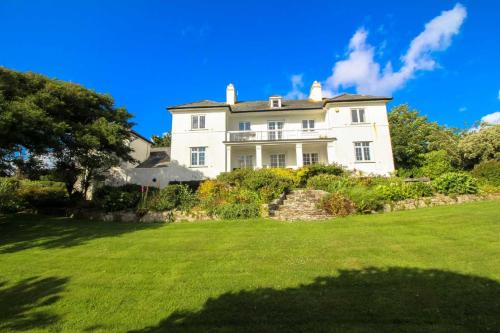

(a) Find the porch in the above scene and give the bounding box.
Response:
[225,141,335,171]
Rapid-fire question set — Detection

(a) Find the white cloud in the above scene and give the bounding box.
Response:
[481,111,500,125]
[323,3,467,96]
[459,106,467,112]
[497,89,500,100]
[285,74,307,100]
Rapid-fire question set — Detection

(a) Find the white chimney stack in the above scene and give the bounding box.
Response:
[226,83,236,105]
[309,81,322,102]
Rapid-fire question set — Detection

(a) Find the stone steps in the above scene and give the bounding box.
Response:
[271,189,331,221]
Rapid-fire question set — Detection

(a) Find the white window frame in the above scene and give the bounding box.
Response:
[190,147,206,166]
[239,121,251,131]
[267,120,285,140]
[191,114,206,130]
[302,120,315,131]
[351,108,366,124]
[270,97,282,108]
[270,154,286,168]
[303,152,319,165]
[238,155,253,169]
[354,142,372,162]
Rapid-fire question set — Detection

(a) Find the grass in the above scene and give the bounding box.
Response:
[0,201,499,332]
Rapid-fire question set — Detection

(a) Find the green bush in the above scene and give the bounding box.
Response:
[93,184,143,212]
[433,172,479,195]
[417,150,456,179]
[304,163,346,178]
[346,186,385,213]
[406,182,435,198]
[217,168,254,186]
[148,184,197,212]
[471,160,500,186]
[318,193,356,216]
[306,174,354,192]
[375,180,435,202]
[242,169,293,202]
[213,202,261,219]
[0,177,23,213]
[17,180,68,210]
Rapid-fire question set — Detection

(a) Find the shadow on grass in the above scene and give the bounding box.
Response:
[0,276,69,331]
[0,214,162,253]
[129,267,500,333]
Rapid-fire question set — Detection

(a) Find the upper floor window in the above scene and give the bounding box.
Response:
[302,120,315,131]
[354,142,372,161]
[269,96,282,108]
[351,108,366,123]
[239,121,251,131]
[191,147,206,166]
[191,115,206,129]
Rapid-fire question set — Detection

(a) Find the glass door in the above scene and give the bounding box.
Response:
[268,121,284,140]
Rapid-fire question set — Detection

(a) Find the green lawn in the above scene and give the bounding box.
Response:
[1,201,499,332]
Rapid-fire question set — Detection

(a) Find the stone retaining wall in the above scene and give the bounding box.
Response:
[383,193,500,212]
[75,209,212,223]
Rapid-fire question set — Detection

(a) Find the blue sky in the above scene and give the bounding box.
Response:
[1,1,499,138]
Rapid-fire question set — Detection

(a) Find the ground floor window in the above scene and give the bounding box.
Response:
[354,142,371,161]
[303,153,319,165]
[191,147,206,166]
[238,155,253,168]
[270,154,286,168]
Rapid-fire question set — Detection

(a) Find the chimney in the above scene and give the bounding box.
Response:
[226,83,236,105]
[309,81,322,102]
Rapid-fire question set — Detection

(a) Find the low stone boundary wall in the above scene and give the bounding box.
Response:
[383,193,500,212]
[74,209,212,223]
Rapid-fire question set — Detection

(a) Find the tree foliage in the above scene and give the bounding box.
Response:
[0,67,135,194]
[458,124,500,169]
[151,132,171,147]
[388,104,460,170]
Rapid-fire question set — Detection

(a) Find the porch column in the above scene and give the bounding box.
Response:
[226,145,231,172]
[327,141,335,164]
[295,143,303,168]
[255,145,262,169]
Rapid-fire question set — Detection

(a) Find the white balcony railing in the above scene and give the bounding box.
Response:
[226,129,332,142]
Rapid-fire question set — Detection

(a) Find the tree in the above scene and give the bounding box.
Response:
[0,67,135,194]
[388,104,460,170]
[151,132,171,147]
[458,124,500,169]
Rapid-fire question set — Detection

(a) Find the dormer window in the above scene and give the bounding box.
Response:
[269,96,282,108]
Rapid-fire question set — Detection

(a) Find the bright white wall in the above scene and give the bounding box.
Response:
[228,110,326,132]
[325,101,395,175]
[170,108,227,178]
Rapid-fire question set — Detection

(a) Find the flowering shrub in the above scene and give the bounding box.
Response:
[318,193,356,216]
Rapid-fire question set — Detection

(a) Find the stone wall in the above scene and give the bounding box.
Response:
[383,193,500,212]
[75,209,212,223]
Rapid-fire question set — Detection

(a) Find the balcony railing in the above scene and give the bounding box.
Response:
[226,129,332,142]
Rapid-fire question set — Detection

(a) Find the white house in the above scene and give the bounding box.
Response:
[168,81,395,178]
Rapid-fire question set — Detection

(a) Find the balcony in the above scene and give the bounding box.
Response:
[225,129,332,142]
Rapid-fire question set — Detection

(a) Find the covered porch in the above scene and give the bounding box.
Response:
[225,140,335,171]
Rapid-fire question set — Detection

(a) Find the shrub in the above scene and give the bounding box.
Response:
[306,174,354,193]
[148,184,197,212]
[242,169,293,202]
[0,177,23,213]
[17,180,68,210]
[227,188,261,205]
[417,150,456,179]
[433,172,478,195]
[318,193,356,216]
[93,184,143,212]
[346,186,385,213]
[268,168,302,187]
[471,160,500,186]
[217,168,254,186]
[213,202,261,219]
[375,181,411,202]
[406,181,435,198]
[197,180,232,208]
[304,163,346,178]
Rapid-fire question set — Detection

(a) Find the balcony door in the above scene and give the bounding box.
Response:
[268,121,284,140]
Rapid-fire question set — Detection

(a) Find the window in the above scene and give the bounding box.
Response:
[272,99,280,108]
[302,120,315,131]
[269,96,282,108]
[239,121,251,131]
[238,155,253,168]
[268,121,284,140]
[303,153,319,165]
[191,147,206,166]
[191,115,206,129]
[351,108,366,123]
[354,142,371,161]
[270,154,286,168]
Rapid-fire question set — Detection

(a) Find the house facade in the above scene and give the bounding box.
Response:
[168,81,395,178]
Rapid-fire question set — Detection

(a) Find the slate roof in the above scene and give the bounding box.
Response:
[136,148,171,168]
[168,93,391,113]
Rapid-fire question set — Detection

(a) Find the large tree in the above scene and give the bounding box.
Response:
[458,124,500,169]
[151,132,171,147]
[0,67,135,194]
[388,104,460,170]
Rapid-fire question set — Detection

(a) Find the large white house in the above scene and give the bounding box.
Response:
[168,81,395,178]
